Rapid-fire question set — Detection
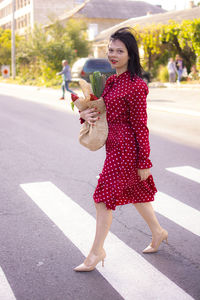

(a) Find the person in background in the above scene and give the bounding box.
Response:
[188,65,199,81]
[167,58,177,83]
[57,60,76,100]
[175,55,184,84]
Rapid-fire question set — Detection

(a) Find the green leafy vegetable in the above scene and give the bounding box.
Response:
[71,101,75,111]
[89,71,106,98]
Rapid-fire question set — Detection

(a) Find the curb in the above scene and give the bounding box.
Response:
[149,82,200,89]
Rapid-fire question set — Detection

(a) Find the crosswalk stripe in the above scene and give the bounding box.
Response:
[20,181,194,300]
[166,166,200,184]
[0,267,16,300]
[153,192,200,236]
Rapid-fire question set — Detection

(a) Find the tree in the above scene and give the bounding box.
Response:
[138,25,163,71]
[16,19,90,83]
[136,19,200,76]
[65,19,90,58]
[179,19,200,69]
[161,21,196,71]
[0,28,20,66]
[0,29,11,66]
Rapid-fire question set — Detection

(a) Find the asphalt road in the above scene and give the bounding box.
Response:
[147,87,200,148]
[0,84,199,300]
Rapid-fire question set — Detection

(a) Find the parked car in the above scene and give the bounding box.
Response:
[71,57,150,84]
[71,58,115,82]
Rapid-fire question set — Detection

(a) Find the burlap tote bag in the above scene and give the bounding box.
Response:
[72,96,108,151]
[79,97,108,151]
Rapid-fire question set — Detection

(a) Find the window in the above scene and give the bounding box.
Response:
[88,23,98,41]
[0,4,12,18]
[84,59,113,73]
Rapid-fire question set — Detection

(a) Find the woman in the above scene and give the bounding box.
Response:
[74,27,168,272]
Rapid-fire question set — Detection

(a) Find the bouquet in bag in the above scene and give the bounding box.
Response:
[71,71,108,151]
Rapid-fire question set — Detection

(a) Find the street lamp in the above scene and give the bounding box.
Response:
[11,0,16,79]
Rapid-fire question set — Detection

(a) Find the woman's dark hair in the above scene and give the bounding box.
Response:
[110,27,143,79]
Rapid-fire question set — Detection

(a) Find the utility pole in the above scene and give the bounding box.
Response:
[11,0,16,79]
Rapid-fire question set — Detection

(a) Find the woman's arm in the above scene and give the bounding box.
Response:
[126,81,152,170]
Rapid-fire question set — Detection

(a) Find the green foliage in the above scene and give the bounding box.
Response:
[0,29,11,65]
[65,19,90,58]
[0,28,20,66]
[157,65,169,82]
[89,71,106,98]
[15,19,90,85]
[71,101,75,111]
[135,18,200,78]
[179,19,200,69]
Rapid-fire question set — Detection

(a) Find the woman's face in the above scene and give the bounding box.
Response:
[107,39,129,74]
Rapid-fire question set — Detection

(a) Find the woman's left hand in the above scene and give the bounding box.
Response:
[137,168,151,181]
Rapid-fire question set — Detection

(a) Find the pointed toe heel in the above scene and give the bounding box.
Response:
[143,229,168,254]
[74,249,106,272]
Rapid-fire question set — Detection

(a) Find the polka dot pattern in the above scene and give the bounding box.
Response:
[93,71,157,210]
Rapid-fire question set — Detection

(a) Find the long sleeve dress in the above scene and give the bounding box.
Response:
[93,71,157,210]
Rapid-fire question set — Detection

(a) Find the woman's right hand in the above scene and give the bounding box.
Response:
[80,108,99,125]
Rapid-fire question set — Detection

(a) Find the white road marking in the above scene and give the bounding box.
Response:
[0,267,16,300]
[166,166,200,184]
[20,181,194,300]
[153,192,200,236]
[148,105,200,117]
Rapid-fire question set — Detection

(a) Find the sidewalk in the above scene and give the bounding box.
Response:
[149,81,200,89]
[0,82,199,116]
[0,82,80,116]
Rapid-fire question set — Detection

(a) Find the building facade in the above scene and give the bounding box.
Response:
[0,0,31,33]
[56,0,166,57]
[94,6,200,58]
[0,0,83,34]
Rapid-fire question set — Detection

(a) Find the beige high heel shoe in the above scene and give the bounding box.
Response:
[143,229,168,253]
[73,249,106,272]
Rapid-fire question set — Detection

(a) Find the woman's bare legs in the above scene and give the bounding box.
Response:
[84,202,112,265]
[74,202,112,270]
[133,202,167,251]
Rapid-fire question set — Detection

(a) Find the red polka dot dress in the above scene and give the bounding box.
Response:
[93,71,157,210]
